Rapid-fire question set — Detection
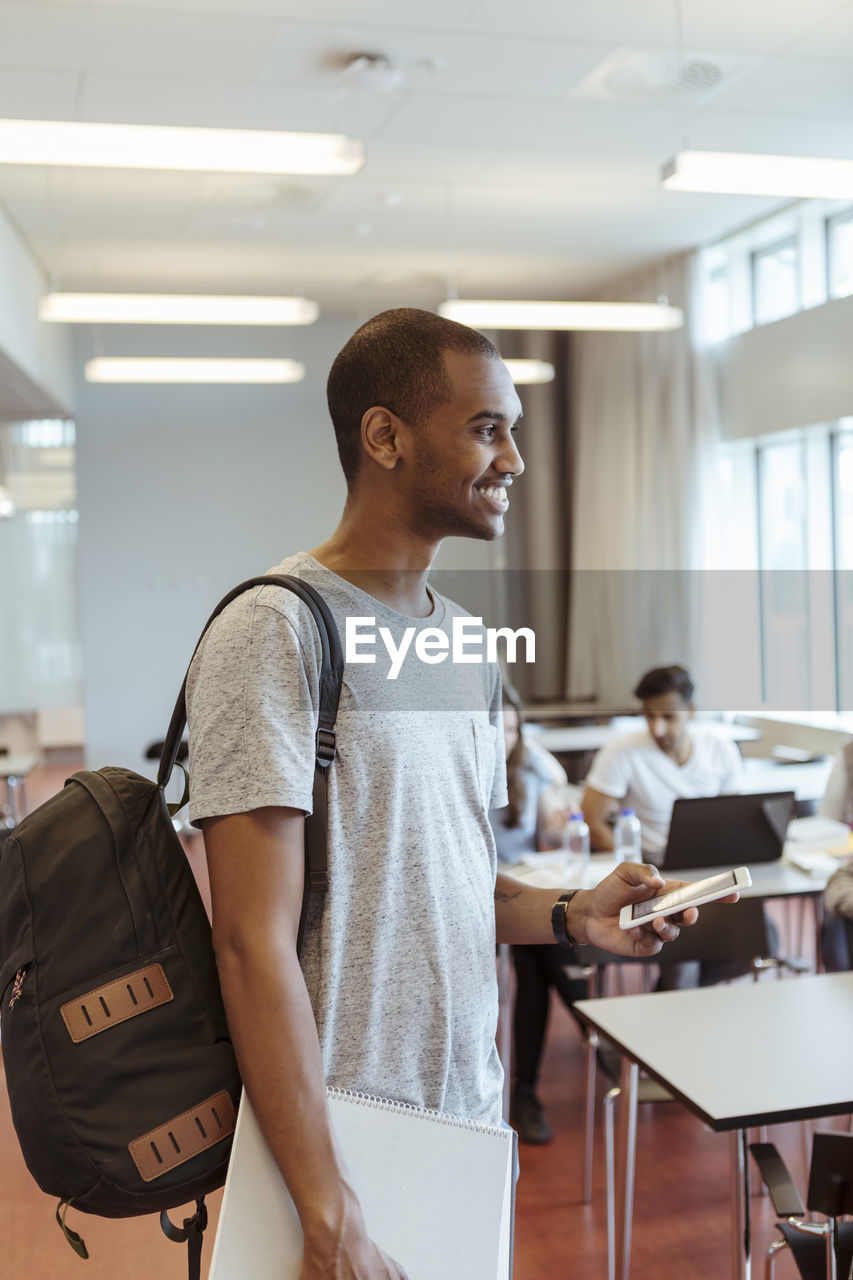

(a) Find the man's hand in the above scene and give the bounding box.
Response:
[301,1236,408,1279]
[300,1187,409,1278]
[569,862,738,957]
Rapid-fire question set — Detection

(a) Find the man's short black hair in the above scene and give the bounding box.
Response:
[633,665,694,703]
[326,307,500,486]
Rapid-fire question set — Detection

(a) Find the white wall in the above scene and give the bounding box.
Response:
[0,206,73,418]
[717,292,853,440]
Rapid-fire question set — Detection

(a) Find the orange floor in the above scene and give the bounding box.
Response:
[1,755,846,1279]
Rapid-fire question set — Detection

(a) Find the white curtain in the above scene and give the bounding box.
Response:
[567,251,720,705]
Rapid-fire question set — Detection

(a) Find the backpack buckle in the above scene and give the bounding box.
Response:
[316,727,336,766]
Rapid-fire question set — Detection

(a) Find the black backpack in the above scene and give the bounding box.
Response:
[0,574,343,1278]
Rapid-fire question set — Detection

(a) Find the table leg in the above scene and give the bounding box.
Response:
[4,776,19,826]
[614,1057,638,1280]
[813,896,825,973]
[730,1128,751,1280]
[497,943,512,1121]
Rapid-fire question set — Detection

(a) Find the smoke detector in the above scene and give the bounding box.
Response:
[570,47,755,104]
[339,52,406,94]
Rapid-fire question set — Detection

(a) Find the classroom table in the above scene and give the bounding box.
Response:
[574,972,853,1280]
[527,719,762,757]
[0,752,39,826]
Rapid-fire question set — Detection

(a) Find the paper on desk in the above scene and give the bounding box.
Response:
[502,853,620,889]
[783,818,853,875]
[785,848,848,877]
[786,815,851,846]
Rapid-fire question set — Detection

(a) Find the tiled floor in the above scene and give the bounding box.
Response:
[1,755,845,1278]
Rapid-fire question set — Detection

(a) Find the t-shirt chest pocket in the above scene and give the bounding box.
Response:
[471,719,498,810]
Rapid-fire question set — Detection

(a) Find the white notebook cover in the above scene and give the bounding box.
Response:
[208,1089,516,1280]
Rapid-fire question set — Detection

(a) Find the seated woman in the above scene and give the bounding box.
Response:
[490,686,586,1145]
[820,743,853,970]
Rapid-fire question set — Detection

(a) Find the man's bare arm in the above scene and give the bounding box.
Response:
[203,807,406,1280]
[580,784,620,851]
[493,863,735,957]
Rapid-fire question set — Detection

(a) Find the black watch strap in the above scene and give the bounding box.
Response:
[552,890,580,948]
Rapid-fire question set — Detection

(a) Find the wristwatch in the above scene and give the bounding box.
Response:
[551,890,579,949]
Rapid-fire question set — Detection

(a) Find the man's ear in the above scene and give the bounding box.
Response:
[361,406,408,471]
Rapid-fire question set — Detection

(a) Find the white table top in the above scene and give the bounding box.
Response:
[741,755,835,802]
[501,851,831,896]
[0,753,40,780]
[574,971,853,1130]
[528,719,762,755]
[671,859,827,897]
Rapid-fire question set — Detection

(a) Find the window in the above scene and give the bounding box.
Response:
[705,264,730,345]
[756,441,811,706]
[827,208,853,300]
[833,424,853,710]
[751,237,799,326]
[697,200,853,712]
[0,420,81,711]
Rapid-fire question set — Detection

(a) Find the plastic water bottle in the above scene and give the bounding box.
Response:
[613,808,642,864]
[562,811,590,873]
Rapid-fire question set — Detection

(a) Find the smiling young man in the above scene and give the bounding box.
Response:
[187,311,705,1280]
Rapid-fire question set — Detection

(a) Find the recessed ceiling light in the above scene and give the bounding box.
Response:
[440,299,683,332]
[502,359,555,385]
[661,150,853,198]
[0,119,363,175]
[84,358,306,383]
[40,294,319,325]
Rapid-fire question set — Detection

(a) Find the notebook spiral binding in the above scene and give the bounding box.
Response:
[327,1087,510,1136]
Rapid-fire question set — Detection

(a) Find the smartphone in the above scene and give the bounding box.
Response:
[618,866,752,930]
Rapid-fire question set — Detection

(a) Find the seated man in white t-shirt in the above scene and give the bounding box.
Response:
[582,665,746,988]
[581,664,743,862]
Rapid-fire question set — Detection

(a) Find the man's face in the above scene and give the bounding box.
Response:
[642,691,693,757]
[402,350,524,542]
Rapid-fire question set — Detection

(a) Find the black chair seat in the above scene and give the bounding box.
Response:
[778,1220,853,1280]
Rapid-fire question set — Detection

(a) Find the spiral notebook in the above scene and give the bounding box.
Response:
[208,1088,517,1280]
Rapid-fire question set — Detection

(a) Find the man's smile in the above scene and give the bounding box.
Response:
[475,480,510,512]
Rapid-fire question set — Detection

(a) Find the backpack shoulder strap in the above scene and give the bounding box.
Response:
[159,574,344,952]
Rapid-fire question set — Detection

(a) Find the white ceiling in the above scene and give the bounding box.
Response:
[2,0,853,314]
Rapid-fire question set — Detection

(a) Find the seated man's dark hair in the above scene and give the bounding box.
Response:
[326,307,500,486]
[633,664,694,703]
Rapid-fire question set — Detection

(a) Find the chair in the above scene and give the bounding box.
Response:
[750,1131,853,1280]
[574,898,802,1280]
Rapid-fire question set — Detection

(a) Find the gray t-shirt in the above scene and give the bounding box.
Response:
[186,552,507,1125]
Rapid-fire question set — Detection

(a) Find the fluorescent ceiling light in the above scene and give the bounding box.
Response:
[661,150,853,198]
[440,299,683,331]
[0,119,363,175]
[40,293,319,325]
[85,358,306,384]
[502,359,555,385]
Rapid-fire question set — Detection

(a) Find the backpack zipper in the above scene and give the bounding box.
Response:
[9,967,27,1008]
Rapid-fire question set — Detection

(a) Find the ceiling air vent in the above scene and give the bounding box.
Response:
[570,47,755,105]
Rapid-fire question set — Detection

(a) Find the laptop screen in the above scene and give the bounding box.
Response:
[660,791,795,870]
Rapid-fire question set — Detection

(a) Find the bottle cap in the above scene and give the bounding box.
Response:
[620,808,636,817]
[570,811,584,820]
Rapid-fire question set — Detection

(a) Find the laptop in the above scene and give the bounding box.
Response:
[659,791,796,870]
